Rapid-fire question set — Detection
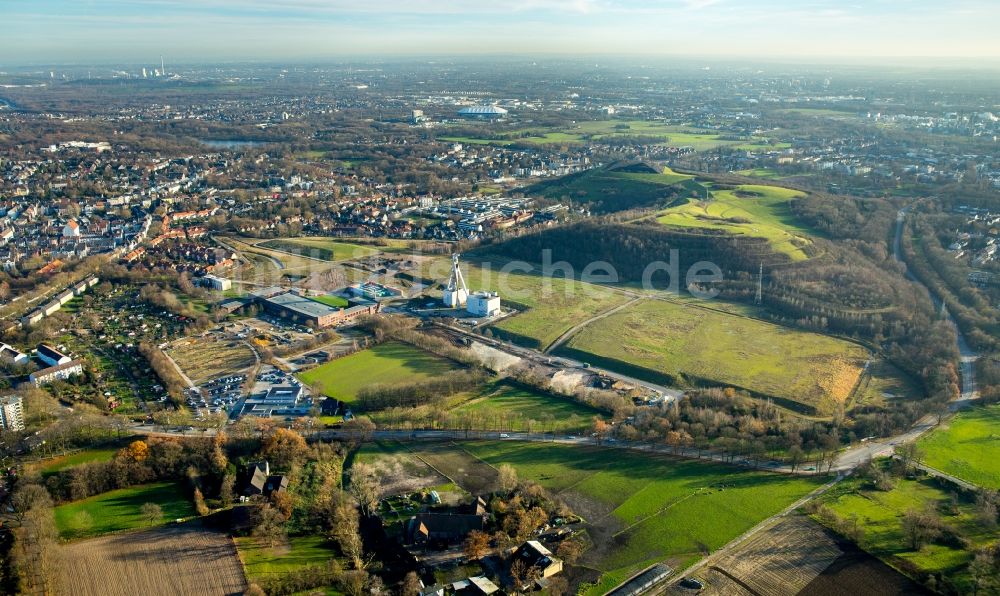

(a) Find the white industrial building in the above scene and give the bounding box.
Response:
[443,253,470,307]
[467,291,501,318]
[201,275,232,291]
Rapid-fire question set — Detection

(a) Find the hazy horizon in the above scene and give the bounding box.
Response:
[3,0,1000,65]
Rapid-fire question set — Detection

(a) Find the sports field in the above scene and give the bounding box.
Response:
[54,482,195,540]
[558,299,868,415]
[309,294,350,308]
[258,237,380,262]
[918,403,1000,489]
[656,184,812,260]
[297,341,460,404]
[464,441,822,595]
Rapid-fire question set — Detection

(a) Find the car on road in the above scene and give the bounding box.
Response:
[679,578,704,590]
[499,433,510,438]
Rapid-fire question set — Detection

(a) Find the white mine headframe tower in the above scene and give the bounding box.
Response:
[443,253,469,307]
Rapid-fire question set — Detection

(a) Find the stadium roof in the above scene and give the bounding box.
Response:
[458,105,508,115]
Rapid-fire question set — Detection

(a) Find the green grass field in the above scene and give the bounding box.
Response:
[819,470,995,593]
[235,535,341,585]
[54,482,195,540]
[736,168,783,179]
[297,341,460,404]
[656,183,812,260]
[559,298,868,415]
[452,381,603,432]
[442,120,786,153]
[918,403,1000,489]
[36,448,118,476]
[464,441,822,595]
[258,237,380,262]
[524,165,692,213]
[308,294,350,308]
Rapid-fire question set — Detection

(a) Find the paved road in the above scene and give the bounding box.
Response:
[544,295,645,354]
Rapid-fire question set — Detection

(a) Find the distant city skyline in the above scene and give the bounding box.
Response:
[3,0,999,65]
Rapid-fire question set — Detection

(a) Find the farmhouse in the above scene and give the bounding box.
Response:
[421,576,501,596]
[29,360,84,386]
[238,461,289,498]
[405,513,486,545]
[513,540,564,580]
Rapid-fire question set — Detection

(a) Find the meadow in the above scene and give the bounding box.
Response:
[451,381,603,432]
[297,341,460,404]
[36,448,118,476]
[524,165,691,213]
[918,403,1000,489]
[235,535,341,586]
[818,470,996,593]
[463,441,822,595]
[559,298,869,415]
[54,482,195,540]
[655,183,812,260]
[258,237,380,262]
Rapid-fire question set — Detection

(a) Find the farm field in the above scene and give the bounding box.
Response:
[558,298,869,415]
[452,381,603,432]
[441,120,786,152]
[59,524,247,596]
[406,442,501,495]
[166,335,256,385]
[463,441,822,596]
[54,481,195,540]
[353,440,453,497]
[818,469,996,593]
[235,535,341,586]
[655,183,812,260]
[684,514,923,596]
[297,341,460,405]
[35,447,118,476]
[918,403,1000,489]
[448,255,632,350]
[258,237,380,262]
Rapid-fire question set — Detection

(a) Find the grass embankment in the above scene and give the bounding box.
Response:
[559,298,869,415]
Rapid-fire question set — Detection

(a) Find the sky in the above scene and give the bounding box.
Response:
[2,0,999,64]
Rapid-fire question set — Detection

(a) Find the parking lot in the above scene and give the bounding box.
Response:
[188,374,246,420]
